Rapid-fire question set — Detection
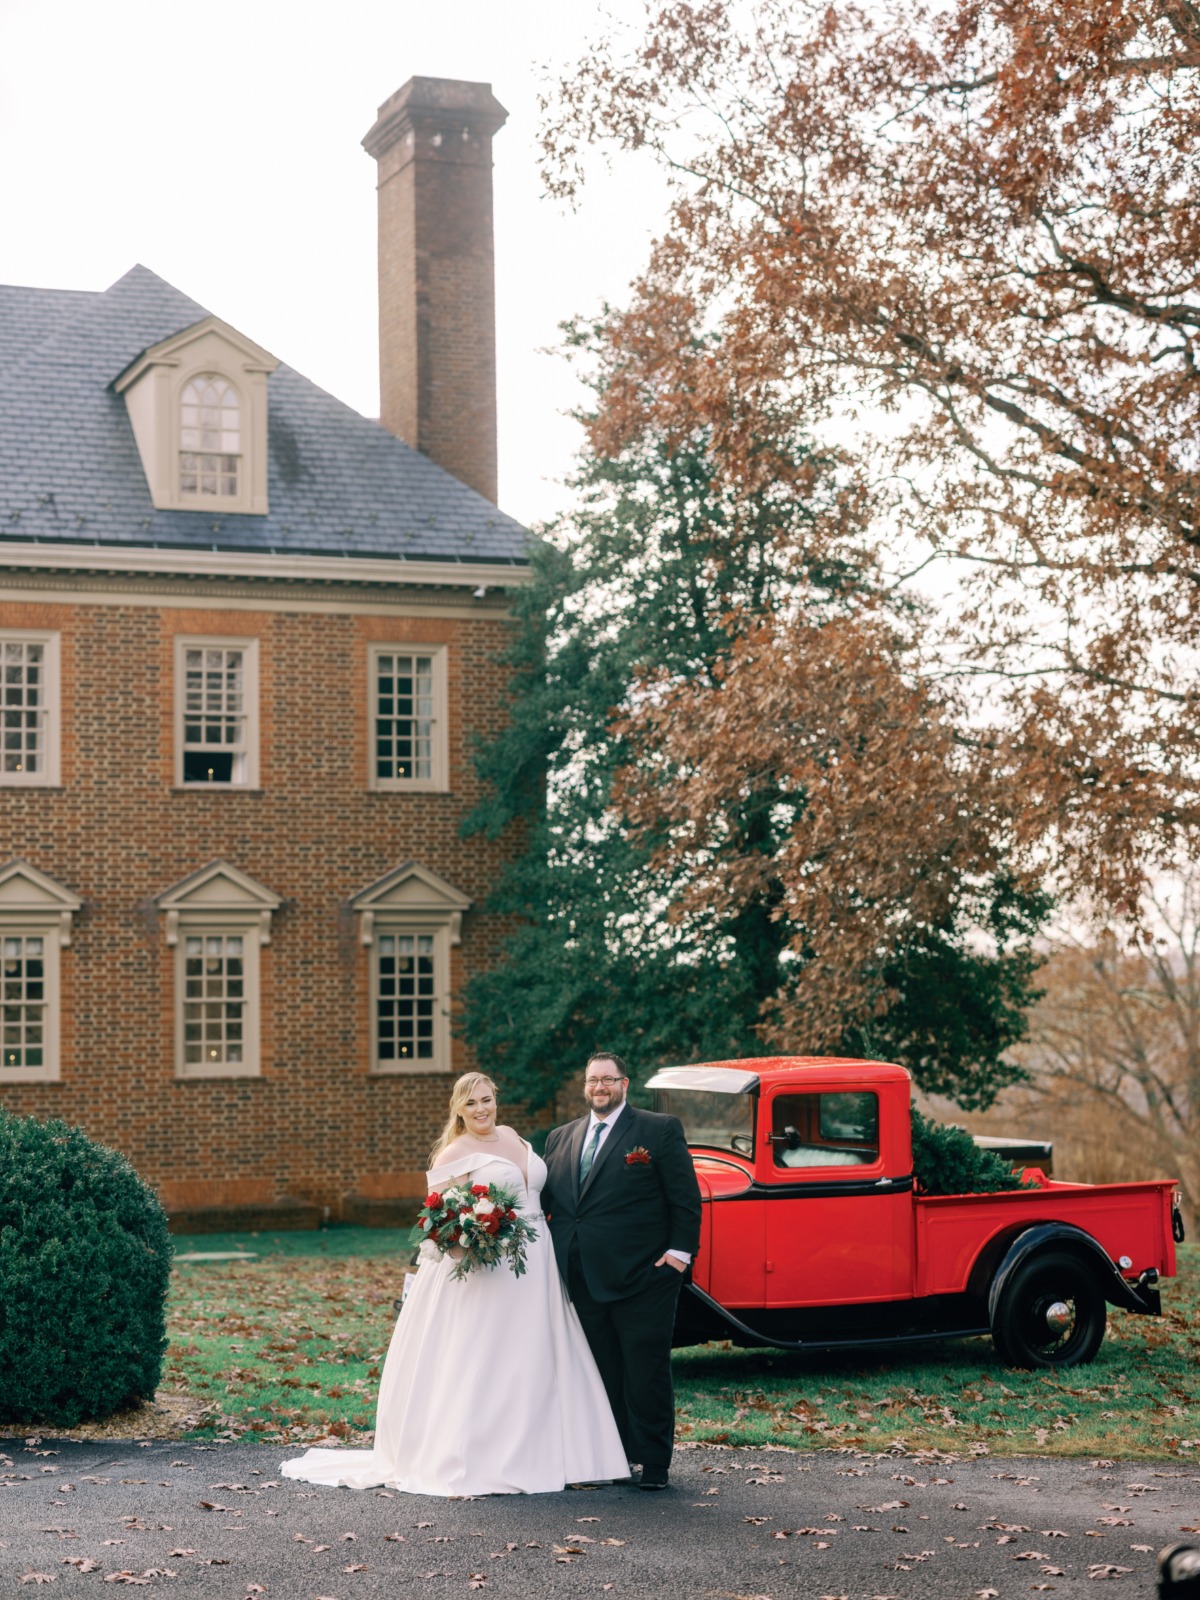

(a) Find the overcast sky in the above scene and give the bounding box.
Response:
[0,0,669,529]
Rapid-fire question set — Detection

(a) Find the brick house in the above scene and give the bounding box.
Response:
[0,78,530,1230]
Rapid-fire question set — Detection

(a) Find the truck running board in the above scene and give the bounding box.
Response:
[684,1282,990,1354]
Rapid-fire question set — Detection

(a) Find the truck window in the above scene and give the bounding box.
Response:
[652,1087,756,1156]
[771,1091,879,1168]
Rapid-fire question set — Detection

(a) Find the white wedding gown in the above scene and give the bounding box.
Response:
[280,1146,628,1495]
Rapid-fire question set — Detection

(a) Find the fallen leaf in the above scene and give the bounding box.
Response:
[1088,1566,1133,1579]
[19,1579,55,1587]
[342,1565,368,1574]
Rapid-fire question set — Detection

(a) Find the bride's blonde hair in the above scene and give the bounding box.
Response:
[430,1071,499,1165]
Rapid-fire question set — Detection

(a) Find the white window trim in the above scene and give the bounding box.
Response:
[156,859,279,1082]
[174,635,260,789]
[365,919,452,1074]
[0,922,62,1084]
[170,912,263,1080]
[367,643,449,793]
[0,629,61,788]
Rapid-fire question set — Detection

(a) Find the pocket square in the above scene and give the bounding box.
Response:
[625,1146,651,1165]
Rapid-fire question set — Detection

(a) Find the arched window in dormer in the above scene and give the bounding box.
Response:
[179,375,240,498]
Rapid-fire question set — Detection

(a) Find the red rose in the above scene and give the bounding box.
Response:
[506,1208,517,1220]
[471,1183,490,1197]
[625,1146,652,1165]
[425,1192,442,1209]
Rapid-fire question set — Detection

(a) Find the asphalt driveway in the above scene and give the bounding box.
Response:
[2,1437,1197,1597]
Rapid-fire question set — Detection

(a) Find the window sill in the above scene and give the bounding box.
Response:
[171,786,264,795]
[175,1068,263,1081]
[368,783,451,796]
[0,781,64,790]
[0,1071,61,1084]
[369,1062,452,1076]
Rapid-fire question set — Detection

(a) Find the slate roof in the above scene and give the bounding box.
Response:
[0,265,529,567]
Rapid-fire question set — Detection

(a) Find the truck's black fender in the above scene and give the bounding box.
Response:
[984,1222,1161,1323]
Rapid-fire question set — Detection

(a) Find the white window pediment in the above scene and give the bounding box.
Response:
[113,316,279,515]
[350,860,471,947]
[0,858,82,946]
[156,859,281,947]
[352,862,470,1074]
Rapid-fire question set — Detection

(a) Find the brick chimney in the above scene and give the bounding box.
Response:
[363,77,508,505]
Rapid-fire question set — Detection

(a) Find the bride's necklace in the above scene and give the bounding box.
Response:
[466,1130,499,1143]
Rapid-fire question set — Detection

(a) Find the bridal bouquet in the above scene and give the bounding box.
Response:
[409,1180,538,1281]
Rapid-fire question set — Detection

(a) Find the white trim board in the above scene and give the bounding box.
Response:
[0,541,532,591]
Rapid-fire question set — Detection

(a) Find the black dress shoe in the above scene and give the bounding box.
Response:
[638,1465,669,1491]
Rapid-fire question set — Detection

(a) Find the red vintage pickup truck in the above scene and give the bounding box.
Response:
[647,1057,1184,1368]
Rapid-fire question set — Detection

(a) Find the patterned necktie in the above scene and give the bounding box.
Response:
[579,1120,604,1183]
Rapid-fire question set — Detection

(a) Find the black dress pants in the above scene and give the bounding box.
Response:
[567,1241,683,1470]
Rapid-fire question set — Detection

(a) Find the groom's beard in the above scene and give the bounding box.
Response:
[584,1086,626,1117]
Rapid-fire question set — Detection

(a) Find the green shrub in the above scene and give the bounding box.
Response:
[0,1109,172,1426]
[911,1108,1031,1197]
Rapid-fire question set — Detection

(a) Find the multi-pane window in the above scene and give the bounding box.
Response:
[2,934,44,1071]
[374,653,435,783]
[1,632,59,785]
[183,934,245,1070]
[179,643,254,785]
[179,375,240,497]
[2,639,44,777]
[376,933,435,1063]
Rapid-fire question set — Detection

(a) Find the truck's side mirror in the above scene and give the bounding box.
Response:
[768,1125,802,1150]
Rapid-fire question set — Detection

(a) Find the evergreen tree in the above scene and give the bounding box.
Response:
[461,349,1047,1109]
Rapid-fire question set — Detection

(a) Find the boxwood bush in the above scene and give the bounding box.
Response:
[0,1109,172,1426]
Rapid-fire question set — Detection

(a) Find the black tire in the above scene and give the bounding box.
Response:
[992,1250,1107,1368]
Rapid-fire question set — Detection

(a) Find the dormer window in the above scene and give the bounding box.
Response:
[113,315,277,515]
[180,375,241,498]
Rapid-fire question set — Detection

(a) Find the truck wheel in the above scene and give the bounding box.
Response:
[992,1250,1107,1368]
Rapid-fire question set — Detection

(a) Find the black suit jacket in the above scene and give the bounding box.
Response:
[542,1104,703,1303]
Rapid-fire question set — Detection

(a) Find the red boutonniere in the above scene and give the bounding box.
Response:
[625,1146,652,1165]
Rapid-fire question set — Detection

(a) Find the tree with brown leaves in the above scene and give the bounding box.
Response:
[1000,873,1200,1224]
[544,0,1200,907]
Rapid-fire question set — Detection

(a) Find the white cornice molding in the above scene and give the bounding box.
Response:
[0,540,532,591]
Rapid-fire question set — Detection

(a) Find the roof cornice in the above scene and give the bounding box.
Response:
[0,540,532,590]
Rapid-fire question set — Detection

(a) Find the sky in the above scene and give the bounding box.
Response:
[0,0,670,529]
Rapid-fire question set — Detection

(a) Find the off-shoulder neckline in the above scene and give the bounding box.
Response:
[428,1139,534,1194]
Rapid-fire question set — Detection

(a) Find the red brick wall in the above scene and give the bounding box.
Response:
[0,591,521,1218]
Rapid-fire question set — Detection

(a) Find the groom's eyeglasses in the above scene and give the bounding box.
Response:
[585,1076,626,1088]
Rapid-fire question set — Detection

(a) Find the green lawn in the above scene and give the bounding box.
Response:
[166,1234,1199,1459]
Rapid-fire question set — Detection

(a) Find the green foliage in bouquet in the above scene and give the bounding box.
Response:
[910,1108,1032,1197]
[0,1109,172,1426]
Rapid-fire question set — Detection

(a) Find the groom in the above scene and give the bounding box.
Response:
[542,1052,702,1491]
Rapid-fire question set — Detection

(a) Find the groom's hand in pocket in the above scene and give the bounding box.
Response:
[654,1253,687,1272]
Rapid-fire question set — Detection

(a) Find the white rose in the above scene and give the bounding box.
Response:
[473,1198,496,1216]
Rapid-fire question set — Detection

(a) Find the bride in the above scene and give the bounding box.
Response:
[280,1072,629,1495]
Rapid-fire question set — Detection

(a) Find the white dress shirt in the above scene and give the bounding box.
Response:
[584,1101,691,1266]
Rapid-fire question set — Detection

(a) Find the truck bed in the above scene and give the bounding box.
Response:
[915,1172,1178,1298]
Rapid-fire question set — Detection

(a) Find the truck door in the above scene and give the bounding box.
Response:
[763,1089,913,1306]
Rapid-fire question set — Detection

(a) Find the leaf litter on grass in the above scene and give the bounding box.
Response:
[158,1236,1198,1456]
